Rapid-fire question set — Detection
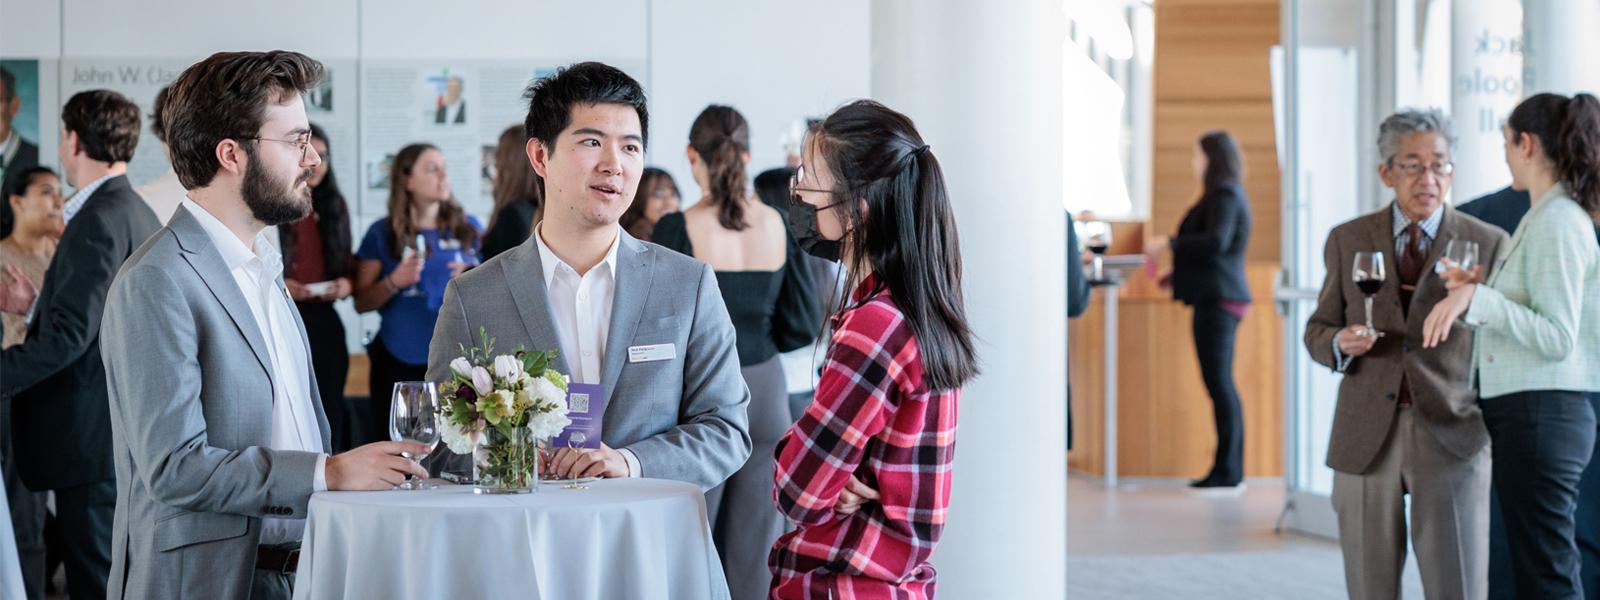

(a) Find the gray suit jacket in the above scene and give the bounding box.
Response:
[1304,204,1508,474]
[426,231,752,490]
[102,205,331,600]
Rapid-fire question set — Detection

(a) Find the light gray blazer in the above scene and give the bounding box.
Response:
[102,205,330,600]
[426,231,752,490]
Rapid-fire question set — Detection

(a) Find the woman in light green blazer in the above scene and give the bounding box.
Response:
[1424,92,1600,599]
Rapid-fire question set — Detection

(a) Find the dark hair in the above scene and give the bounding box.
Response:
[522,62,649,153]
[386,143,478,260]
[754,167,795,212]
[810,99,978,391]
[1198,130,1243,194]
[620,167,679,239]
[8,166,57,199]
[278,123,352,278]
[488,124,541,235]
[689,105,752,230]
[0,66,14,101]
[1508,92,1600,218]
[161,51,323,189]
[149,84,170,142]
[61,89,141,164]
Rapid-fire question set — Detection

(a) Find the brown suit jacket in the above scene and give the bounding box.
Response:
[1304,204,1509,475]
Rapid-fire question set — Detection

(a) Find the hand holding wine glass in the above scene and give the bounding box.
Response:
[389,381,441,490]
[1435,240,1482,289]
[1352,251,1386,338]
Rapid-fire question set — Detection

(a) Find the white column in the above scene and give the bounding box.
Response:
[871,1,1067,597]
[1523,0,1600,95]
[1450,0,1522,201]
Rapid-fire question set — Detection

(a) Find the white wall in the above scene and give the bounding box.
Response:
[872,0,1068,597]
[649,0,870,201]
[0,0,871,353]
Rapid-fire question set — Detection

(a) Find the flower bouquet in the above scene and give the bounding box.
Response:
[439,328,572,494]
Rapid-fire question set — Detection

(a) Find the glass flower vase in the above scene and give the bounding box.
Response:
[472,426,539,494]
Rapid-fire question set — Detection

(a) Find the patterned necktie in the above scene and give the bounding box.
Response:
[1399,222,1424,312]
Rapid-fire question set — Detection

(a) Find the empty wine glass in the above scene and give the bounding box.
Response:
[1352,251,1386,338]
[402,235,427,297]
[389,381,441,490]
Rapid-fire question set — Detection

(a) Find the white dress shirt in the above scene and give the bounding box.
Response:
[533,223,642,477]
[182,200,327,544]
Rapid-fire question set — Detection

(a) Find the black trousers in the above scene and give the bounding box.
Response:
[53,479,114,600]
[1191,301,1243,483]
[362,335,427,447]
[1482,390,1596,600]
[2,420,47,600]
[1489,392,1600,600]
[297,301,352,453]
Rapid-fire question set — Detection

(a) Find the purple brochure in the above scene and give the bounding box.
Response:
[552,383,605,449]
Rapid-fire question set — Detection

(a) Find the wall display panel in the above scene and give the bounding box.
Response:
[354,59,646,222]
[48,58,360,201]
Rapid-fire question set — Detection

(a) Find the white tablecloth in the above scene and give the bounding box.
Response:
[293,479,729,600]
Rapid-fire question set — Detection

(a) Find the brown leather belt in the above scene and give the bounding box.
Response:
[256,546,300,574]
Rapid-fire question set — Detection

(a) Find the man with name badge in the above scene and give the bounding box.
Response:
[425,61,750,491]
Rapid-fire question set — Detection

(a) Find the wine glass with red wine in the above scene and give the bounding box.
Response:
[1352,251,1386,338]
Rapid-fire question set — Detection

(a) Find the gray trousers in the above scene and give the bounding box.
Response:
[1333,406,1491,600]
[705,356,790,600]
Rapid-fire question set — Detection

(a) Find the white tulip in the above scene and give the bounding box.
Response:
[493,355,524,382]
[449,357,473,378]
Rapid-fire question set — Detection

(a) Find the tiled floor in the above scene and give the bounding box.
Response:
[1068,475,1424,598]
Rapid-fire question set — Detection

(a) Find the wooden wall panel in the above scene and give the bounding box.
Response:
[1151,0,1282,264]
[1069,265,1283,478]
[1066,0,1287,479]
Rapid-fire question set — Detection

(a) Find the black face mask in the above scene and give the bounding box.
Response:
[787,198,843,262]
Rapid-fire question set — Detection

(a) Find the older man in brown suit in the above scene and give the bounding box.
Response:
[1305,109,1509,600]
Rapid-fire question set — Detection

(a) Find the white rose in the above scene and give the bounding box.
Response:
[493,355,524,382]
[527,410,573,441]
[441,423,476,454]
[527,374,566,407]
[449,357,473,379]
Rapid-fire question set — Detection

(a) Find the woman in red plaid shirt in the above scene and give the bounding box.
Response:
[769,100,978,600]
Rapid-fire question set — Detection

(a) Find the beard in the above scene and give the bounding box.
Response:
[242,159,314,226]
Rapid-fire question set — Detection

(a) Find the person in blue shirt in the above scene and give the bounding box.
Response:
[353,143,480,446]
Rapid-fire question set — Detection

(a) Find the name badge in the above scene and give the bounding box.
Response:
[628,343,677,363]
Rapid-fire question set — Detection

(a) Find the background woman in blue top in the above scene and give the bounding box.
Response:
[353,143,481,446]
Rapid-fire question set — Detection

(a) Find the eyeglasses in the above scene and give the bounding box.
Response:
[789,164,835,206]
[246,132,316,163]
[1393,161,1455,178]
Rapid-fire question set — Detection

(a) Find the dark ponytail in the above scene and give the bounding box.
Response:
[812,100,979,392]
[1558,94,1600,218]
[1509,92,1600,218]
[688,105,750,231]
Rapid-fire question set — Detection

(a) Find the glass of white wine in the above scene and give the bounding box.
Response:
[1436,240,1480,287]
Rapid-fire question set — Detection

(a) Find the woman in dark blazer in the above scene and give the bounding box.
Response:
[1146,130,1252,490]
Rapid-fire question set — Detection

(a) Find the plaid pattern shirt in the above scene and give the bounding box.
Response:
[769,277,959,600]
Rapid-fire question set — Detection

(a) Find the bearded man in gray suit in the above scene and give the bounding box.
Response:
[426,62,751,490]
[100,51,428,600]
